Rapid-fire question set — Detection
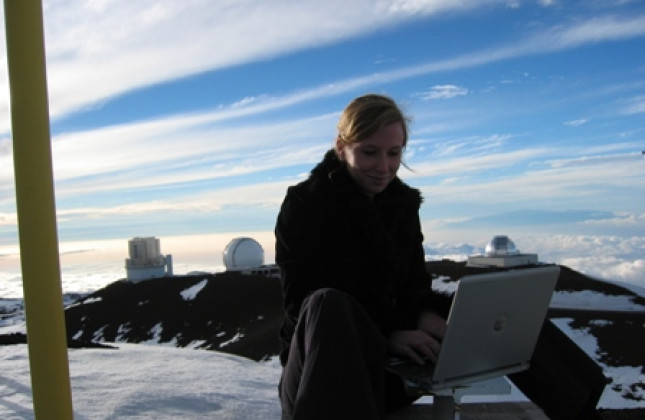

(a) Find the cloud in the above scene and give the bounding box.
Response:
[0,0,507,129]
[563,118,588,127]
[447,209,619,228]
[580,212,645,230]
[0,211,17,227]
[536,14,645,49]
[387,0,503,14]
[530,234,645,288]
[410,147,645,213]
[2,4,645,135]
[391,14,645,87]
[407,146,547,178]
[420,231,645,288]
[409,134,510,158]
[417,85,469,100]
[0,109,335,194]
[547,151,643,168]
[56,180,290,221]
[622,95,645,115]
[424,241,480,259]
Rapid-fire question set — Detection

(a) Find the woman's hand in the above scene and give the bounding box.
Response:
[387,311,447,365]
[387,330,441,365]
[417,310,446,342]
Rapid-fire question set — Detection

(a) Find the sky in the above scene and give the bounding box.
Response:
[1,0,645,294]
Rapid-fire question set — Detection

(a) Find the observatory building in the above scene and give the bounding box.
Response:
[467,235,538,268]
[125,237,173,282]
[223,237,264,271]
[223,237,280,277]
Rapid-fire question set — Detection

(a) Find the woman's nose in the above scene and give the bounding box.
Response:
[375,154,389,172]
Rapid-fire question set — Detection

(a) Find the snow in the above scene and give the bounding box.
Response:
[1,273,644,418]
[432,278,645,311]
[1,327,640,420]
[550,290,645,310]
[219,332,245,349]
[552,318,645,408]
[0,344,283,420]
[180,279,208,301]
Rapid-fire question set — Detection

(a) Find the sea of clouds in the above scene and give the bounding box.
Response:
[424,234,645,290]
[1,232,643,299]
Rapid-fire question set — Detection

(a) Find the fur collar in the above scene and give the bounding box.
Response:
[307,149,422,208]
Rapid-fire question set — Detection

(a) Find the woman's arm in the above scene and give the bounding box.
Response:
[387,311,446,365]
[275,190,327,323]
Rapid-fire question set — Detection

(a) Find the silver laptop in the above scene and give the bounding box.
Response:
[387,265,560,392]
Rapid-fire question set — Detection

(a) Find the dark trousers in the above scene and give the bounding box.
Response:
[279,288,413,420]
[279,288,606,420]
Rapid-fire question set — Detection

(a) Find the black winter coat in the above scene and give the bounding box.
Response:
[275,150,451,365]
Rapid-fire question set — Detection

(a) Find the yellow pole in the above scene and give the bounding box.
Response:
[3,1,74,419]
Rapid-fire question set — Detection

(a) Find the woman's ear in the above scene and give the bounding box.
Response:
[334,137,345,160]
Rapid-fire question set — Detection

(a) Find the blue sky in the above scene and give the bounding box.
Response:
[1,0,644,288]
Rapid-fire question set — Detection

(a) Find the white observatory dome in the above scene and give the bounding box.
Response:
[484,235,519,257]
[223,237,264,271]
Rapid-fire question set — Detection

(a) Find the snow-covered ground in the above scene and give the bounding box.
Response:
[0,316,641,420]
[1,343,283,420]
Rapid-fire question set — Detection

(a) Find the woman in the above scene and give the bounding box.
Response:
[275,94,605,420]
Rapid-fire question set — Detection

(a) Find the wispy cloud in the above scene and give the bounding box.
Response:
[407,147,548,178]
[40,144,643,235]
[547,151,644,168]
[413,149,645,208]
[2,11,638,189]
[410,134,511,157]
[0,109,334,193]
[3,4,645,134]
[622,95,645,115]
[564,118,589,127]
[55,180,292,222]
[382,14,645,85]
[0,0,506,128]
[417,85,469,100]
[579,211,645,228]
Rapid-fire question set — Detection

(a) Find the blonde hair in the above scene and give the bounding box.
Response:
[336,94,409,148]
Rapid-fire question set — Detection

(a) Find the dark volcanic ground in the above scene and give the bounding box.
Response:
[65,271,284,361]
[2,260,644,418]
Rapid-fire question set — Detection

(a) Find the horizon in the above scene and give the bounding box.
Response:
[1,1,644,294]
[1,231,644,299]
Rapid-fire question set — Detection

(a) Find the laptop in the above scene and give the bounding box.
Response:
[387,265,560,393]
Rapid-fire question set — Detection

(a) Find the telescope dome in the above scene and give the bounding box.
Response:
[484,235,519,257]
[223,237,264,271]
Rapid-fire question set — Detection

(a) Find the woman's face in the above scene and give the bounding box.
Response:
[336,122,404,198]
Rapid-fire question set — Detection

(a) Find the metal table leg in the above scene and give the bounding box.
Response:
[433,394,456,420]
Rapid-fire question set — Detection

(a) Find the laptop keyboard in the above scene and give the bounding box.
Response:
[387,357,435,382]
